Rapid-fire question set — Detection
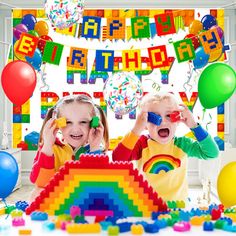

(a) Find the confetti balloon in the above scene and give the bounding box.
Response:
[103,72,143,115]
[45,0,85,30]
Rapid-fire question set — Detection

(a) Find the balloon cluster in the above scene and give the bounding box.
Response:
[103,72,143,116]
[185,14,225,70]
[13,14,53,71]
[44,0,85,30]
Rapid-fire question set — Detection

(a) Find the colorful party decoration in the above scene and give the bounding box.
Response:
[26,154,167,216]
[103,72,143,115]
[122,50,142,71]
[21,14,37,31]
[34,21,49,36]
[37,35,53,55]
[217,162,236,207]
[193,46,210,69]
[148,45,169,69]
[184,34,200,50]
[95,50,114,72]
[68,47,88,69]
[107,18,126,40]
[13,23,28,40]
[25,48,43,71]
[131,16,150,39]
[198,63,236,109]
[154,13,176,36]
[201,14,217,30]
[45,0,84,29]
[189,20,203,35]
[1,61,37,106]
[14,40,26,61]
[0,151,19,200]
[81,16,101,39]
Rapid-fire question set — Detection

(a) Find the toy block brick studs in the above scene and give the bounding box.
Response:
[55,117,67,128]
[90,116,100,128]
[148,112,162,126]
[169,111,181,122]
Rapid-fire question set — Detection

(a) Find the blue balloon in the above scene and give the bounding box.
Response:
[25,48,42,71]
[193,46,210,69]
[0,151,19,199]
[21,14,37,31]
[201,15,217,30]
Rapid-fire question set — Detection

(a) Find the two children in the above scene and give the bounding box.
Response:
[30,92,219,202]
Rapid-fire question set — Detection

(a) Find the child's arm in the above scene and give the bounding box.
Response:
[112,111,148,161]
[88,122,104,153]
[30,149,55,187]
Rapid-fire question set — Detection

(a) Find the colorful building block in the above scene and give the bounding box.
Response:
[66,223,101,234]
[26,154,167,217]
[148,112,162,126]
[24,131,39,150]
[55,117,67,128]
[30,211,48,221]
[18,229,32,235]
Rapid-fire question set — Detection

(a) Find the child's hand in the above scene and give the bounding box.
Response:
[131,110,148,136]
[41,118,58,155]
[88,123,104,152]
[179,104,198,129]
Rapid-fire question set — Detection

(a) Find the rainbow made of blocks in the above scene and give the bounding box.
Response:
[26,154,167,217]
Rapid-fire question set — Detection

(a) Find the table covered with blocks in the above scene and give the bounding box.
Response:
[1,155,236,235]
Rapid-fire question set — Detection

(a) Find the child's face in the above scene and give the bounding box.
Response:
[59,102,93,148]
[146,98,179,144]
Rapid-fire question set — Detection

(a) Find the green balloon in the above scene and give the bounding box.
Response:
[198,63,236,109]
[27,30,39,37]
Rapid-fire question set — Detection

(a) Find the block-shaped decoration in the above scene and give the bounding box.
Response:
[68,47,88,69]
[107,18,125,40]
[95,50,114,72]
[26,154,167,217]
[42,41,64,65]
[148,45,169,69]
[15,33,38,57]
[55,117,67,128]
[122,50,141,71]
[131,16,150,39]
[173,38,195,63]
[82,16,101,39]
[154,13,176,36]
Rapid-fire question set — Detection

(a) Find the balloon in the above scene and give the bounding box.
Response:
[13,23,28,40]
[184,33,200,50]
[45,0,84,29]
[25,48,42,71]
[0,151,19,199]
[1,61,37,106]
[14,40,26,61]
[37,35,53,55]
[217,162,236,207]
[103,72,143,115]
[210,25,224,39]
[34,21,49,36]
[198,63,236,109]
[27,30,39,37]
[189,20,203,35]
[21,14,37,30]
[201,14,217,30]
[193,46,209,69]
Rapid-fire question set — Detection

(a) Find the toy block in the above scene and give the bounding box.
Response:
[214,219,227,229]
[5,205,16,214]
[170,111,181,122]
[42,221,55,231]
[15,201,29,211]
[26,154,167,217]
[66,223,101,234]
[18,229,32,235]
[131,224,144,234]
[173,221,191,232]
[148,112,162,126]
[145,223,159,233]
[0,207,5,216]
[90,116,100,128]
[107,225,119,235]
[11,209,23,218]
[30,211,48,221]
[13,114,22,123]
[12,218,25,226]
[55,117,67,128]
[21,114,30,123]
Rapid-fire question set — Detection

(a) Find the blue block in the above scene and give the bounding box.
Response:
[217,104,224,114]
[31,211,48,221]
[223,224,236,232]
[145,223,159,233]
[100,221,112,230]
[25,131,40,145]
[148,112,162,126]
[203,221,214,231]
[214,136,224,150]
[15,201,29,212]
[42,221,55,231]
[154,219,167,229]
[13,114,22,123]
[116,222,132,233]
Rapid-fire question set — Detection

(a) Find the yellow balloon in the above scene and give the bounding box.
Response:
[217,162,236,207]
[14,40,26,61]
[189,20,203,35]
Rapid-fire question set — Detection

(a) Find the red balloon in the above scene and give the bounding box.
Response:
[1,61,36,106]
[184,33,200,50]
[37,35,53,55]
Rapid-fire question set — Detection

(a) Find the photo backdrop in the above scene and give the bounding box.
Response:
[11,8,227,151]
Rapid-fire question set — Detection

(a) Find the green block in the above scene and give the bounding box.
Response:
[22,114,30,123]
[13,18,22,27]
[25,140,38,150]
[74,215,85,223]
[5,205,16,214]
[173,38,195,63]
[214,220,227,229]
[42,41,64,65]
[90,116,100,128]
[131,16,150,39]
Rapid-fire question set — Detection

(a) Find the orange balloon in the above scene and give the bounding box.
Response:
[189,20,203,35]
[34,21,49,36]
[14,40,26,61]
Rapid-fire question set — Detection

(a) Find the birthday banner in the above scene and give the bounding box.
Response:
[11,9,226,151]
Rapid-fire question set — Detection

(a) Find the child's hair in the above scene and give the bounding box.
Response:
[95,104,109,151]
[38,94,109,148]
[140,92,178,109]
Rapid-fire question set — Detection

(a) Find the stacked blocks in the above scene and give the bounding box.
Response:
[26,154,167,217]
[24,131,39,150]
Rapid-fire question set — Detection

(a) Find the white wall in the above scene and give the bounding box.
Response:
[1,1,236,187]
